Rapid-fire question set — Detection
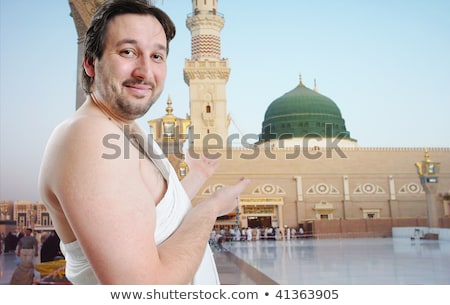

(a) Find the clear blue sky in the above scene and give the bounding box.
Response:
[1,0,449,201]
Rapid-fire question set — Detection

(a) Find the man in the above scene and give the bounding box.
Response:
[17,228,38,265]
[39,0,249,284]
[11,228,38,285]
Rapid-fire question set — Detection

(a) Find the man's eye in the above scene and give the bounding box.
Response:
[120,49,136,57]
[153,54,165,62]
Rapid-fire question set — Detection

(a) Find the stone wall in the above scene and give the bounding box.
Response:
[304,218,449,239]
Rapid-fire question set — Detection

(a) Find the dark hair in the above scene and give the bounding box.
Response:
[81,0,176,94]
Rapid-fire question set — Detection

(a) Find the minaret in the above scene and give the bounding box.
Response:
[184,0,231,148]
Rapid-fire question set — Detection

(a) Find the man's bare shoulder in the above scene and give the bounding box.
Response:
[52,111,122,144]
[40,109,136,189]
[39,111,160,248]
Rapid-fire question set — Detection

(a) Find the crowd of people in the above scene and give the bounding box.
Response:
[1,229,62,261]
[1,229,63,284]
[211,226,306,248]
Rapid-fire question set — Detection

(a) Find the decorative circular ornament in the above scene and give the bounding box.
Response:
[213,184,224,191]
[407,183,420,193]
[363,183,375,194]
[262,184,275,194]
[316,183,329,194]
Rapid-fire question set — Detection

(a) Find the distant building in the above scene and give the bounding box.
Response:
[0,200,53,239]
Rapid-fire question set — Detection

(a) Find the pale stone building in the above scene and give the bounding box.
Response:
[0,200,53,241]
[68,0,450,237]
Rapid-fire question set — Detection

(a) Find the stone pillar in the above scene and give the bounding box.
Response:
[388,175,399,218]
[423,185,440,228]
[294,176,304,222]
[342,175,352,219]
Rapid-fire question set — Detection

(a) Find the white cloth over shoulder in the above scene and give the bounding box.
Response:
[60,141,220,285]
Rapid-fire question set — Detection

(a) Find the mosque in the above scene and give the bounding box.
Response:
[67,0,450,237]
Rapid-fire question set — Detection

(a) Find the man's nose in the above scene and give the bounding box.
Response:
[132,56,154,81]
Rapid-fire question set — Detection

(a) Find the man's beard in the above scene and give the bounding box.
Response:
[110,83,162,120]
[115,95,155,120]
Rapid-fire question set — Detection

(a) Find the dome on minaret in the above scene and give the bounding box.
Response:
[259,76,356,146]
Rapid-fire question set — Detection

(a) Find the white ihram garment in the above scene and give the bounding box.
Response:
[60,141,220,285]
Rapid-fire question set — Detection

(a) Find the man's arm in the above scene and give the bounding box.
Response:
[46,118,249,284]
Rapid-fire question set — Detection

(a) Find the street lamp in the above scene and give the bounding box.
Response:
[415,150,441,228]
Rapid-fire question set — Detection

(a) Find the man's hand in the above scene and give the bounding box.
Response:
[181,150,222,200]
[207,178,251,217]
[185,149,219,179]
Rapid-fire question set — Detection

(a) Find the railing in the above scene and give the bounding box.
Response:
[187,9,224,18]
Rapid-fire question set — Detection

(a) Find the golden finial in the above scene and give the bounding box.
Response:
[166,96,173,115]
[425,149,430,162]
[299,73,304,86]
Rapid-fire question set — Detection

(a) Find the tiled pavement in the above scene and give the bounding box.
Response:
[2,237,450,285]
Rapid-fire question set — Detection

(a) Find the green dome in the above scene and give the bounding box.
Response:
[260,82,353,142]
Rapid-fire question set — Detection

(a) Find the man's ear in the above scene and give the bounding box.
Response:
[83,57,95,77]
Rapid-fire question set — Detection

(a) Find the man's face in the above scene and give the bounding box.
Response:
[92,14,168,120]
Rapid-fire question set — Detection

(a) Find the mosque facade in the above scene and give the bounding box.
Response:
[68,0,450,237]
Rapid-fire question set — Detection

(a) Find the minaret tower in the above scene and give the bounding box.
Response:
[184,0,231,148]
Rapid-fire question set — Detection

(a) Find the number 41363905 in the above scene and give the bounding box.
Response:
[275,289,339,300]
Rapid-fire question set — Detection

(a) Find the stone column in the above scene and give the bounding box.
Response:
[294,176,304,222]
